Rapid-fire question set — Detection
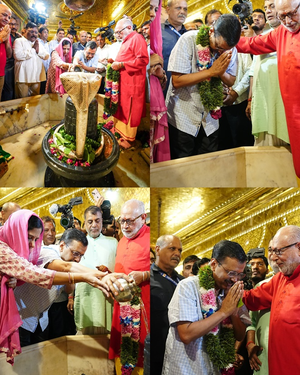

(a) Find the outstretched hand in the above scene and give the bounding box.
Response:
[101,272,134,297]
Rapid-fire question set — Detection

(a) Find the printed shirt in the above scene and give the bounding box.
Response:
[166,30,238,137]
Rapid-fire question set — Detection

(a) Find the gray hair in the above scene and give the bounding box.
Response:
[156,234,182,249]
[278,225,300,243]
[122,199,145,215]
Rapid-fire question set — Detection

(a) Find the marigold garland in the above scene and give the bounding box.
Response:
[198,265,236,372]
[196,25,223,119]
[120,290,141,375]
[103,64,120,119]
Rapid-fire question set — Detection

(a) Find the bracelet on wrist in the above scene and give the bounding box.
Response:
[247,97,252,102]
[246,340,255,348]
[68,296,73,299]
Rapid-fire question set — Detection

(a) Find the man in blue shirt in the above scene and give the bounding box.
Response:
[161,0,188,96]
[73,41,99,73]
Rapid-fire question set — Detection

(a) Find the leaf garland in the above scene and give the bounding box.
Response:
[103,64,120,118]
[196,26,223,112]
[198,265,236,370]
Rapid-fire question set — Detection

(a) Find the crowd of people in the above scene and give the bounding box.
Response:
[150,225,300,375]
[149,0,300,179]
[0,5,150,144]
[0,196,150,375]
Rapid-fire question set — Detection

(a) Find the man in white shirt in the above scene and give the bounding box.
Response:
[13,22,49,98]
[96,34,110,93]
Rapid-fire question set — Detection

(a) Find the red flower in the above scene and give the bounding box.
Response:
[211,109,222,119]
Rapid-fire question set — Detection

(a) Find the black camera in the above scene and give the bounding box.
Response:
[49,197,83,230]
[94,20,116,42]
[101,200,114,225]
[247,247,265,262]
[229,0,253,27]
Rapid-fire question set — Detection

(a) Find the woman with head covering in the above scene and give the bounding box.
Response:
[0,209,123,364]
[150,0,171,163]
[46,38,73,95]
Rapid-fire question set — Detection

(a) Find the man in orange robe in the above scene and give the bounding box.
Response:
[109,199,150,374]
[236,0,300,178]
[111,19,149,142]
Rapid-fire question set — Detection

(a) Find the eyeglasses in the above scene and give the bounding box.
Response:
[71,250,84,259]
[218,262,246,280]
[66,244,84,259]
[114,26,129,35]
[268,242,298,256]
[118,214,143,226]
[277,2,300,21]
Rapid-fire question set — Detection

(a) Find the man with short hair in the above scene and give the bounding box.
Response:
[182,254,200,277]
[248,253,268,287]
[2,15,20,101]
[244,9,267,37]
[48,28,65,55]
[0,4,12,99]
[95,33,110,92]
[1,202,20,223]
[41,216,56,246]
[167,14,240,160]
[109,199,150,373]
[72,30,87,57]
[162,240,250,374]
[205,9,222,25]
[74,205,117,334]
[243,225,300,374]
[142,20,150,43]
[38,26,50,94]
[86,31,92,42]
[13,22,49,98]
[237,0,300,178]
[245,239,279,375]
[111,19,149,142]
[15,228,89,346]
[151,234,184,374]
[73,40,98,73]
[245,0,289,146]
[161,0,188,96]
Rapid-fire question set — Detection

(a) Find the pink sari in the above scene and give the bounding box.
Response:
[54,38,73,96]
[150,2,170,163]
[0,210,43,364]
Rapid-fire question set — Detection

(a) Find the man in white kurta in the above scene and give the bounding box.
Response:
[74,206,118,334]
[13,22,49,98]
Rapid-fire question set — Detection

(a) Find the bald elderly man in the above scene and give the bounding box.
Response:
[0,4,12,98]
[237,0,300,178]
[243,225,300,374]
[111,19,148,142]
[151,234,184,374]
[1,202,21,223]
[109,199,150,373]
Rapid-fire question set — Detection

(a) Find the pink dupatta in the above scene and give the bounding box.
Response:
[0,210,43,364]
[150,1,170,163]
[54,38,73,96]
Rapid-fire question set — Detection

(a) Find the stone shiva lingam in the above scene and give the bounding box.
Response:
[42,72,120,187]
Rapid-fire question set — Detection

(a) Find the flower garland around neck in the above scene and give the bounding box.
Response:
[103,64,120,120]
[196,25,223,120]
[198,265,235,375]
[119,288,141,375]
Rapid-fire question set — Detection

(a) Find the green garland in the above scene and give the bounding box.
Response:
[103,65,120,117]
[196,26,223,112]
[198,266,236,370]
